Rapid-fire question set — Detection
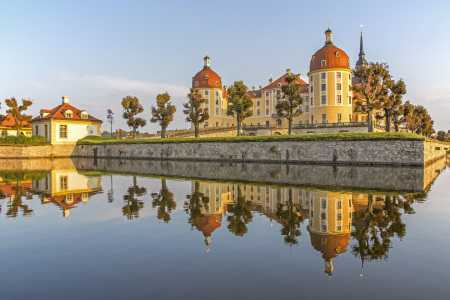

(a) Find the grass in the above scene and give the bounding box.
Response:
[78,132,425,144]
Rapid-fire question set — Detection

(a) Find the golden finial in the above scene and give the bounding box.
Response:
[206,50,208,56]
[360,24,363,33]
[328,22,330,29]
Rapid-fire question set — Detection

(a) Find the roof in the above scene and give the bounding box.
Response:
[30,103,102,123]
[192,69,222,89]
[310,232,350,259]
[261,72,308,92]
[309,45,350,72]
[0,114,31,128]
[192,214,222,234]
[247,90,262,98]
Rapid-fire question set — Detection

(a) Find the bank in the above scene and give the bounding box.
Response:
[0,133,446,166]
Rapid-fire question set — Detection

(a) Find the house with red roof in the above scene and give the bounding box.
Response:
[0,114,32,138]
[29,97,102,144]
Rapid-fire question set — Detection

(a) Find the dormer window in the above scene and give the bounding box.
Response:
[335,51,340,57]
[215,81,219,86]
[321,60,326,67]
[81,111,88,120]
[277,83,281,87]
[205,75,209,79]
[65,110,73,118]
[195,81,199,87]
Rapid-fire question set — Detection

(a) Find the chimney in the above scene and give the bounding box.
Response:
[252,86,255,91]
[62,96,69,104]
[286,69,291,74]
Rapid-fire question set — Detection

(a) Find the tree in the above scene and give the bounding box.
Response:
[121,96,147,139]
[352,63,391,132]
[403,104,434,136]
[227,186,253,236]
[151,179,176,223]
[380,78,406,132]
[150,92,176,138]
[4,97,33,135]
[275,73,303,135]
[184,181,210,224]
[106,109,115,138]
[183,89,209,137]
[226,81,253,136]
[122,176,147,220]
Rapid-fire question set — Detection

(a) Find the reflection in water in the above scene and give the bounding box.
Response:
[151,179,176,223]
[122,176,146,220]
[0,157,447,281]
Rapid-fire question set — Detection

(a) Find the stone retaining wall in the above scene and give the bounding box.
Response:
[0,144,76,159]
[74,139,448,166]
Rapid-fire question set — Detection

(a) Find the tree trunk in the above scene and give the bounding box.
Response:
[194,123,199,138]
[367,111,374,132]
[237,118,241,137]
[385,113,391,132]
[161,125,167,138]
[110,122,113,138]
[395,124,399,132]
[133,129,136,139]
[288,117,292,135]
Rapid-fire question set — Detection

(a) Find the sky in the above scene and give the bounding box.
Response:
[1,0,449,132]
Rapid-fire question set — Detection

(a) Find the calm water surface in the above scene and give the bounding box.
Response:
[0,158,449,299]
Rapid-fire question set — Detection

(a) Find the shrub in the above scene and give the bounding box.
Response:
[0,135,48,145]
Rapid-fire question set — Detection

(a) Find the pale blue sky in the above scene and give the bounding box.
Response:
[1,0,449,132]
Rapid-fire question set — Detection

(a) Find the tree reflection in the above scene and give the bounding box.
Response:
[151,179,176,223]
[184,181,209,224]
[6,178,34,218]
[122,176,146,220]
[351,194,411,265]
[227,186,253,237]
[276,189,303,247]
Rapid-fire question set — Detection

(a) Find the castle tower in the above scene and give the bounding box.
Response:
[192,53,231,128]
[307,27,354,124]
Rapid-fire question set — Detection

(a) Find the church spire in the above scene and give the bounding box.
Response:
[356,25,368,69]
[203,50,211,70]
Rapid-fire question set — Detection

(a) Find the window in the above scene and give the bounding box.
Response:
[337,95,342,104]
[35,126,39,136]
[337,213,342,221]
[59,125,67,138]
[310,75,313,82]
[81,113,88,119]
[1,131,7,138]
[321,84,326,91]
[277,90,281,95]
[266,109,269,115]
[310,97,313,106]
[277,83,281,87]
[44,125,48,139]
[215,81,218,86]
[349,96,352,104]
[349,84,351,91]
[215,108,219,115]
[310,85,313,93]
[253,93,256,97]
[305,105,309,113]
[321,60,326,67]
[257,109,260,116]
[337,201,342,209]
[299,105,303,112]
[321,95,326,105]
[60,176,68,190]
[299,121,302,125]
[337,83,341,90]
[257,101,260,106]
[322,114,326,123]
[322,225,327,232]
[306,120,309,124]
[215,99,219,105]
[321,213,326,220]
[266,100,269,106]
[348,74,351,80]
[305,96,309,102]
[337,113,342,122]
[205,75,209,79]
[204,99,209,106]
[277,97,281,104]
[336,72,341,79]
[215,91,219,97]
[215,122,218,127]
[336,51,340,57]
[65,112,72,118]
[195,81,199,87]
[321,199,327,208]
[321,73,326,79]
[65,194,73,204]
[349,199,352,207]
[205,90,209,95]
[266,92,269,96]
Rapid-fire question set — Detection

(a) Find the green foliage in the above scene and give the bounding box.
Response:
[275,73,304,135]
[0,135,47,145]
[380,78,406,132]
[226,81,253,136]
[122,176,147,220]
[183,89,209,137]
[353,62,391,132]
[275,189,303,247]
[78,132,425,145]
[227,186,253,237]
[151,179,176,223]
[3,97,33,135]
[150,92,176,138]
[121,95,147,139]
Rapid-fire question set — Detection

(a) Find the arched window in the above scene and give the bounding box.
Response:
[336,51,340,57]
[215,81,219,86]
[205,75,209,79]
[195,81,199,87]
[321,60,326,67]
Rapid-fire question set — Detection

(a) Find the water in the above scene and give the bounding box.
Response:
[0,158,449,299]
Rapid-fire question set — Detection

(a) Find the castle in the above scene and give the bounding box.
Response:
[191,27,371,130]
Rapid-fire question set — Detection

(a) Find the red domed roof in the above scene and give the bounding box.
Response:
[309,45,350,73]
[310,232,350,259]
[192,69,222,89]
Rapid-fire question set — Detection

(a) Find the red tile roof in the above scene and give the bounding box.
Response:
[261,73,308,92]
[0,114,30,127]
[192,69,222,89]
[310,45,350,72]
[30,103,102,123]
[247,90,262,98]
